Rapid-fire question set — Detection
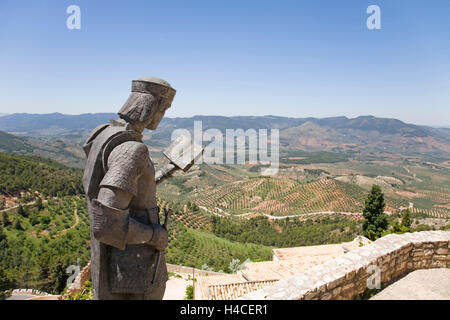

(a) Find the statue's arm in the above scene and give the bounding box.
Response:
[95,187,167,250]
[92,142,168,250]
[97,186,132,210]
[96,187,153,245]
[155,163,177,185]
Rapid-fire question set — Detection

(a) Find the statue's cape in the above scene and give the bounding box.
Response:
[82,122,142,199]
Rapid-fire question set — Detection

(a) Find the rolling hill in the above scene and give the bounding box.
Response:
[0,131,34,154]
[0,152,83,197]
[0,130,85,168]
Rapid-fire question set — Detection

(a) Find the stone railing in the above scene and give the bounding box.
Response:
[242,231,450,300]
[61,262,91,300]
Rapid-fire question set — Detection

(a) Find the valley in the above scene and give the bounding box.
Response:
[0,113,449,296]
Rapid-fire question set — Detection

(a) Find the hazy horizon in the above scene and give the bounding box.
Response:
[0,111,448,128]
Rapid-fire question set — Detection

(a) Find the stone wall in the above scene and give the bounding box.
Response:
[242,231,450,300]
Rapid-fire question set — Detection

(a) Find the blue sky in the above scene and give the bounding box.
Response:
[0,0,449,126]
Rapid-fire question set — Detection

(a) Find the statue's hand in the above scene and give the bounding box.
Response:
[155,163,177,185]
[149,224,169,251]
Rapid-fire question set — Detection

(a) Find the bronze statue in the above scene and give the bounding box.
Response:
[82,77,178,299]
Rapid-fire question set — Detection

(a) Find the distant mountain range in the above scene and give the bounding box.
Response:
[0,112,439,135]
[0,113,449,161]
[0,113,115,133]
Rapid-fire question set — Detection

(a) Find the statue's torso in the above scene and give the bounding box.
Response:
[130,155,157,211]
[83,122,167,298]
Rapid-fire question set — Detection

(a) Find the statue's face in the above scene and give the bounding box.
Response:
[145,97,172,130]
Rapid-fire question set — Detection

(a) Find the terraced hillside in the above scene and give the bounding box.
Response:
[191,177,409,216]
[0,195,91,293]
[165,223,272,272]
[158,199,213,231]
[0,152,83,198]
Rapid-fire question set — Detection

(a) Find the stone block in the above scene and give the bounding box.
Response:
[433,254,447,261]
[326,276,345,290]
[414,250,424,257]
[430,260,446,268]
[345,270,356,281]
[332,286,342,297]
[437,242,448,248]
[304,290,317,300]
[422,243,435,249]
[343,283,354,292]
[320,292,332,300]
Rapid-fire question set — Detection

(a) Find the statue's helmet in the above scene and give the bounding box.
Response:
[118,77,176,130]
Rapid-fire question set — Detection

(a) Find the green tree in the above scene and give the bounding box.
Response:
[0,267,13,300]
[229,259,242,274]
[0,198,5,210]
[362,185,388,240]
[0,212,10,227]
[184,285,193,300]
[414,224,434,232]
[401,209,411,229]
[17,205,27,217]
[12,218,23,231]
[384,220,409,236]
[48,258,68,294]
[0,226,6,242]
[35,197,44,211]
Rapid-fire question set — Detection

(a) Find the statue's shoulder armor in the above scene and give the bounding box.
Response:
[102,137,148,173]
[82,123,143,199]
[83,124,109,157]
[100,141,151,197]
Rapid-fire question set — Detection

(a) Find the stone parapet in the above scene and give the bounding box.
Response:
[241,231,450,300]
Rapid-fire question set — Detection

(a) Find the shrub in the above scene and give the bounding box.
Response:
[184,285,193,300]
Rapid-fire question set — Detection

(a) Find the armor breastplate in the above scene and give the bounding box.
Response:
[82,122,143,199]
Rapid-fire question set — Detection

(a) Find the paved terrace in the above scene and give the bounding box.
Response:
[371,268,450,300]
